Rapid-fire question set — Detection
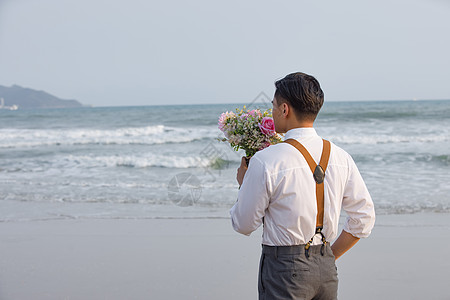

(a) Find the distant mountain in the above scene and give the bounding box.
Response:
[0,85,83,109]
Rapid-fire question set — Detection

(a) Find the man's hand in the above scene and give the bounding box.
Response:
[236,157,248,187]
[331,230,360,260]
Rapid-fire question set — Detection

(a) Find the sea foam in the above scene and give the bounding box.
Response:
[0,125,220,148]
[65,154,212,169]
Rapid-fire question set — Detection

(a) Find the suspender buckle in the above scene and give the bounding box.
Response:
[313,165,325,184]
[305,242,311,258]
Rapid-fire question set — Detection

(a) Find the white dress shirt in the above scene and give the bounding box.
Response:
[230,128,375,246]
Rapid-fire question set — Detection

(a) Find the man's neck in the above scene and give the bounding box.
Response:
[284,122,314,132]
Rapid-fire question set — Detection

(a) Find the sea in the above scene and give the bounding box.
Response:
[1,99,449,222]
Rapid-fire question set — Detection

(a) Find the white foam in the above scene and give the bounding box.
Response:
[0,125,221,148]
[328,134,449,145]
[64,153,212,169]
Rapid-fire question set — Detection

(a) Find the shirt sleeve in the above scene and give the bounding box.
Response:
[229,155,270,236]
[342,154,376,238]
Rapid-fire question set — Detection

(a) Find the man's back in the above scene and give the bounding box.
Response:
[231,127,375,246]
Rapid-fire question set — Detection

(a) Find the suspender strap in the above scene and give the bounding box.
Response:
[284,139,317,175]
[284,138,331,258]
[316,139,331,227]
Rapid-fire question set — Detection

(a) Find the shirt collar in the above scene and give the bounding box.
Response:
[283,127,318,141]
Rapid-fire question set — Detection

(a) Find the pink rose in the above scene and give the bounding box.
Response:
[258,117,275,136]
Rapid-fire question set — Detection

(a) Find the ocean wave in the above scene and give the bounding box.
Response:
[329,134,449,145]
[414,154,450,165]
[0,153,219,172]
[352,153,450,166]
[320,111,420,121]
[375,202,450,215]
[0,125,221,148]
[66,154,212,169]
[0,197,448,223]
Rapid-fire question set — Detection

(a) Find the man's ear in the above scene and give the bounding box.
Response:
[282,103,288,117]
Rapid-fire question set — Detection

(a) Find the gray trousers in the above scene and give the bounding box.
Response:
[258,244,338,300]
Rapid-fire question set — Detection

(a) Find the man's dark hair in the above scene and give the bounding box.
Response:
[274,72,324,121]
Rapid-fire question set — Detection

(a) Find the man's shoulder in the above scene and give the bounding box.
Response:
[328,141,351,160]
[253,140,353,167]
[251,142,294,168]
[253,142,289,159]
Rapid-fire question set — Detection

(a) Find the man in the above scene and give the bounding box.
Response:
[230,72,375,300]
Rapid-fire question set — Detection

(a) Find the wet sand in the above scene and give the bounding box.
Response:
[1,213,449,299]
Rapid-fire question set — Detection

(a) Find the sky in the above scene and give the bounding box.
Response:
[0,0,449,107]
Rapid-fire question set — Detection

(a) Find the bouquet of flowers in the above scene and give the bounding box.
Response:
[218,106,283,162]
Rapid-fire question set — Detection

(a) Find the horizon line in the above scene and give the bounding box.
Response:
[85,98,450,108]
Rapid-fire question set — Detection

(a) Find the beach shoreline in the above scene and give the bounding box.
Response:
[1,212,449,300]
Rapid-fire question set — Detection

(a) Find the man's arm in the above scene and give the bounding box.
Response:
[337,154,375,258]
[230,156,270,235]
[236,156,248,187]
[331,230,360,260]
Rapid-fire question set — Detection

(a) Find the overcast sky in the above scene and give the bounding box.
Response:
[1,0,449,106]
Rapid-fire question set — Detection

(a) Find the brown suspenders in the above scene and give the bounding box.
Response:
[284,138,331,257]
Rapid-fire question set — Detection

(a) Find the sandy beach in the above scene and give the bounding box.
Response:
[1,213,449,300]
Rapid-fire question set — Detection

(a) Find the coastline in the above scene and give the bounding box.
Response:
[1,212,449,300]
